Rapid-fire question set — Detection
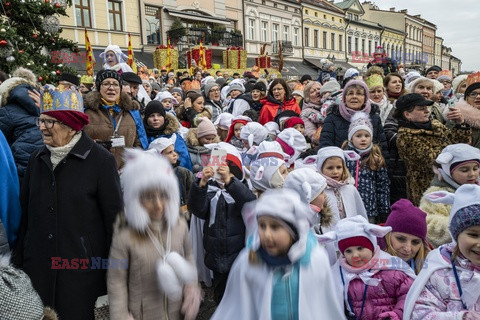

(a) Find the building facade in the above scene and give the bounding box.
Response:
[434,36,443,67]
[404,12,424,69]
[441,45,452,70]
[422,20,436,69]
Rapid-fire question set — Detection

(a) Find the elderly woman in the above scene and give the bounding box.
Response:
[408,77,444,123]
[300,81,325,144]
[258,78,301,125]
[13,87,123,320]
[394,93,470,205]
[84,69,148,168]
[203,81,223,122]
[319,80,388,156]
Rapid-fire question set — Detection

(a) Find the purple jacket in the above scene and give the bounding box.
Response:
[348,269,413,320]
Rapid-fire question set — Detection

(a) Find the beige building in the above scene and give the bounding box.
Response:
[302,0,346,68]
[422,20,436,69]
[434,36,443,67]
[441,45,452,70]
[450,55,462,75]
[404,12,424,69]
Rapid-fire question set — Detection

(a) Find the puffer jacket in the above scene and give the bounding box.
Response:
[146,113,192,171]
[396,120,471,206]
[83,91,147,169]
[204,97,223,122]
[185,128,220,173]
[419,175,456,248]
[0,77,43,181]
[258,95,301,125]
[319,104,389,159]
[187,178,256,274]
[300,101,325,143]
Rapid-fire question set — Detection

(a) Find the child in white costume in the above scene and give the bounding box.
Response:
[404,184,480,320]
[211,189,346,320]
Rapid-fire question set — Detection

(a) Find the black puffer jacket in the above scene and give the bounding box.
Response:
[318,103,389,159]
[188,178,256,274]
[0,78,43,181]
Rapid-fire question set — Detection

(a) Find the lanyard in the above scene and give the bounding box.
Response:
[451,259,468,309]
[104,107,123,135]
[340,266,369,320]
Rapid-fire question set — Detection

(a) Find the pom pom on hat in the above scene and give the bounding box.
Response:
[196,117,217,138]
[347,112,373,142]
[425,184,480,240]
[385,199,427,242]
[283,168,327,203]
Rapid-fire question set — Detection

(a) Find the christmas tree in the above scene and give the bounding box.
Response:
[0,0,79,83]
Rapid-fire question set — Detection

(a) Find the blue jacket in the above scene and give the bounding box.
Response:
[0,78,43,181]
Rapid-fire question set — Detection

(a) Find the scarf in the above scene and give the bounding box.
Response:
[339,248,382,286]
[208,184,235,227]
[321,173,350,190]
[348,142,373,156]
[386,90,402,100]
[101,97,120,107]
[257,247,292,267]
[442,88,453,98]
[371,95,393,125]
[46,132,82,169]
[338,102,371,122]
[397,118,433,130]
[302,101,322,111]
[144,118,169,137]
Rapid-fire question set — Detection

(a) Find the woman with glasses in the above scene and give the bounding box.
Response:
[13,86,122,320]
[447,73,480,148]
[319,80,389,159]
[258,78,301,125]
[203,82,223,122]
[83,69,148,169]
[0,67,43,182]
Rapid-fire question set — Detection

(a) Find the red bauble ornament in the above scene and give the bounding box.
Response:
[56,70,60,75]
[0,40,7,47]
[51,38,55,43]
[38,76,43,82]
[54,3,60,7]
[5,2,10,6]
[19,49,23,53]
[33,34,38,39]
[45,0,50,2]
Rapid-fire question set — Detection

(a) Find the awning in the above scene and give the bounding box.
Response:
[334,61,356,71]
[164,8,231,25]
[304,58,323,69]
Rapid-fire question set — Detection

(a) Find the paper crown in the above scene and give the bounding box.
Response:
[365,74,384,89]
[466,72,480,88]
[40,85,84,113]
[438,70,452,79]
[80,75,94,84]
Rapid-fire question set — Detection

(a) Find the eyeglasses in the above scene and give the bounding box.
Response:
[101,82,120,89]
[36,117,63,129]
[210,88,220,93]
[468,91,480,98]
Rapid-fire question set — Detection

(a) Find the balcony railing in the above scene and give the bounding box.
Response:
[272,40,294,56]
[167,27,243,49]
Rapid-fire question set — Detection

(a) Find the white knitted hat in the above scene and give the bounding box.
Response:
[347,112,373,142]
[276,128,307,164]
[283,168,327,203]
[436,143,480,177]
[452,74,468,93]
[148,135,177,154]
[316,146,360,172]
[154,91,178,104]
[214,113,233,130]
[239,122,268,148]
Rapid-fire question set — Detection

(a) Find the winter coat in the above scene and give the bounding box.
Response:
[174,165,194,207]
[83,91,147,168]
[184,107,212,128]
[319,104,389,159]
[450,99,480,148]
[185,128,220,173]
[332,250,415,320]
[188,178,256,274]
[107,216,193,320]
[146,113,193,171]
[228,94,253,117]
[13,132,122,320]
[346,151,390,218]
[300,101,325,143]
[258,96,301,125]
[407,243,480,320]
[418,175,455,248]
[396,119,471,206]
[0,78,43,181]
[204,97,223,123]
[0,130,21,249]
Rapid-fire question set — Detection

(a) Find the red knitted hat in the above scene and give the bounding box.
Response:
[42,110,90,131]
[284,117,304,129]
[338,236,374,254]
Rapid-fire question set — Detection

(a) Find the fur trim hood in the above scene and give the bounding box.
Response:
[84,91,136,111]
[186,127,220,148]
[320,201,333,228]
[0,77,33,107]
[163,113,180,136]
[448,99,480,128]
[12,67,37,85]
[43,307,58,320]
[121,149,180,231]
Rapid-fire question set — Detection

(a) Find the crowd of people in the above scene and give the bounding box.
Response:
[0,43,479,320]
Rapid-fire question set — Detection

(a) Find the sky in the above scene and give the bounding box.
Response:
[368,0,479,72]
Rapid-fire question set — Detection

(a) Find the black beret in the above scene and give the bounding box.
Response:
[60,72,80,86]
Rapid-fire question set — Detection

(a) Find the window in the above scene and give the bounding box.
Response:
[75,0,91,28]
[315,12,318,17]
[332,17,334,21]
[314,30,318,48]
[145,5,161,45]
[304,27,309,47]
[340,19,343,23]
[323,31,327,49]
[331,33,335,50]
[273,2,277,8]
[248,19,255,40]
[347,13,352,19]
[108,0,123,31]
[324,14,327,19]
[354,14,359,21]
[374,41,378,50]
[293,27,299,46]
[284,5,288,10]
[261,0,265,4]
[305,9,309,14]
[273,23,279,42]
[261,21,268,42]
[283,25,289,41]
[368,40,371,56]
[339,34,343,51]
[355,37,359,52]
[361,39,365,54]
[348,36,352,54]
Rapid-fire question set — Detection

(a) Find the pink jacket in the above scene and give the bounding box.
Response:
[348,269,413,320]
[409,243,480,319]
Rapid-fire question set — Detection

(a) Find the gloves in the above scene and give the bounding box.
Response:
[182,283,202,320]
